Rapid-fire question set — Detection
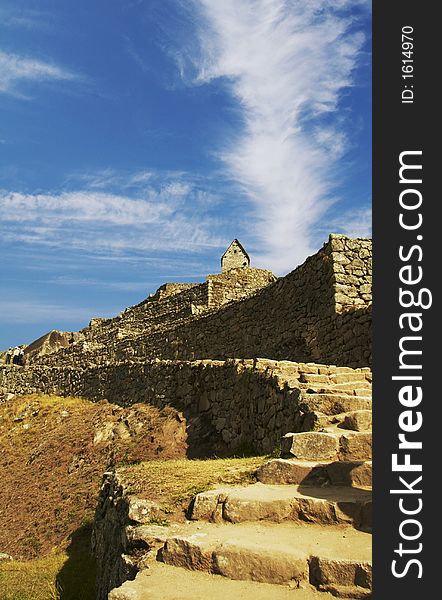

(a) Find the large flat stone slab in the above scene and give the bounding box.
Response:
[108,561,337,599]
[160,521,371,588]
[162,534,307,585]
[190,483,372,529]
[257,459,372,488]
[281,432,372,462]
[300,394,372,416]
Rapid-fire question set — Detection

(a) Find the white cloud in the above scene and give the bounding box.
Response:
[0,300,97,325]
[0,51,77,96]
[1,188,184,226]
[0,5,53,31]
[180,0,369,272]
[329,206,372,238]
[0,180,223,255]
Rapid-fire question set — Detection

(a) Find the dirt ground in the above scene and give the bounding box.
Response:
[0,394,188,560]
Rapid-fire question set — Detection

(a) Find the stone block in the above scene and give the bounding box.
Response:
[161,536,215,571]
[310,556,372,590]
[339,433,372,461]
[342,410,372,432]
[213,543,307,585]
[127,497,163,524]
[281,432,339,460]
[325,461,372,488]
[190,489,226,521]
[256,459,326,485]
[198,392,210,412]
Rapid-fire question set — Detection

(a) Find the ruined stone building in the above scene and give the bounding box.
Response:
[0,233,372,456]
[0,234,373,598]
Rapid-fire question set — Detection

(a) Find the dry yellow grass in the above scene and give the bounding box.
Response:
[118,456,267,517]
[0,394,188,559]
[0,395,268,597]
[0,553,63,600]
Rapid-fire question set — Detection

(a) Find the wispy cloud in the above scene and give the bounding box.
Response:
[328,206,372,238]
[0,51,77,97]
[64,168,157,191]
[50,276,153,292]
[177,0,369,272]
[0,300,98,325]
[0,6,53,31]
[122,34,151,73]
[0,176,224,256]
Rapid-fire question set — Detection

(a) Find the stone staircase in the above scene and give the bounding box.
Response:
[90,359,372,600]
[106,366,372,600]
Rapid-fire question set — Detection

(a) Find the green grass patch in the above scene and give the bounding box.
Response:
[0,526,96,600]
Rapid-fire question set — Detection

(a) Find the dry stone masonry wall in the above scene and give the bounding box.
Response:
[0,358,371,456]
[106,234,372,368]
[0,235,372,432]
[329,235,372,312]
[23,235,370,371]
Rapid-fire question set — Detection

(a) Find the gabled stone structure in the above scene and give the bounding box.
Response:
[221,239,250,273]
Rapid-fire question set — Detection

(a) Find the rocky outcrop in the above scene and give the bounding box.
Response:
[92,472,146,600]
[22,330,78,364]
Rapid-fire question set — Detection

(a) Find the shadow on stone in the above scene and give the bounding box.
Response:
[298,464,372,533]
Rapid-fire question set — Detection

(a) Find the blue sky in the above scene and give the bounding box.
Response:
[0,0,371,349]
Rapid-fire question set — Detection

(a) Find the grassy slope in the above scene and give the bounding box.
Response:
[0,394,267,599]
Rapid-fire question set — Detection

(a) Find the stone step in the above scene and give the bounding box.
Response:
[300,411,339,431]
[330,388,372,399]
[158,521,371,592]
[298,381,371,393]
[256,459,372,488]
[298,385,371,399]
[108,561,339,599]
[300,393,372,416]
[330,381,371,391]
[301,410,372,432]
[330,373,371,385]
[282,431,372,462]
[341,411,372,432]
[304,411,371,432]
[190,483,371,530]
[299,373,369,386]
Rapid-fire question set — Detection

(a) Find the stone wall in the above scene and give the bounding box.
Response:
[64,268,276,350]
[9,235,371,377]
[0,359,370,456]
[109,235,372,368]
[207,268,276,307]
[23,235,371,371]
[150,283,200,302]
[329,235,372,312]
